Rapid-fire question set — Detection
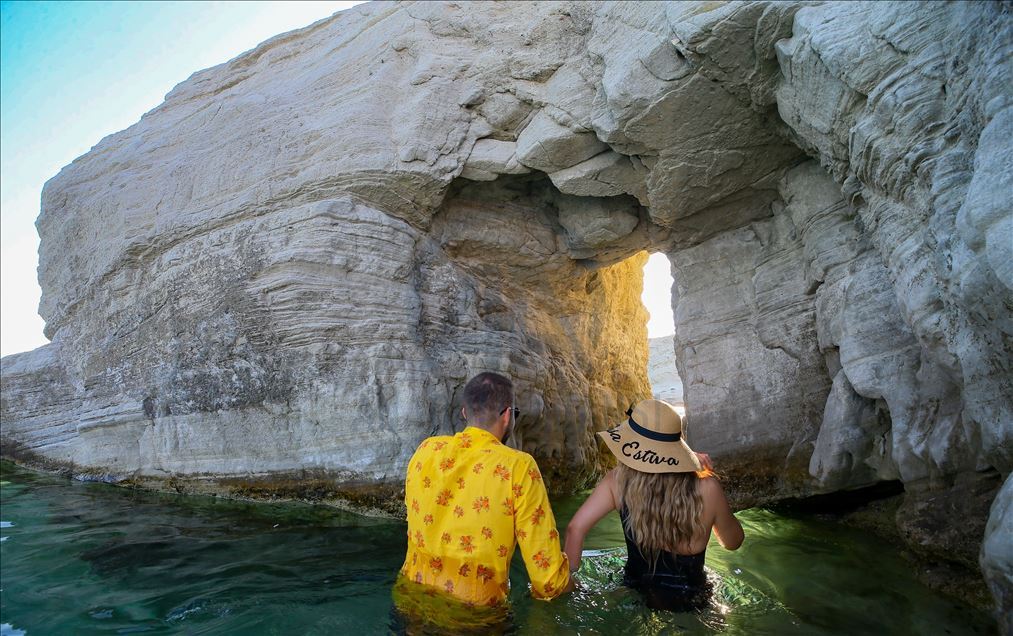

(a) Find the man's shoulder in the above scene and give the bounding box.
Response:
[410,435,454,459]
[493,446,541,477]
[416,434,455,449]
[512,447,538,466]
[484,441,528,461]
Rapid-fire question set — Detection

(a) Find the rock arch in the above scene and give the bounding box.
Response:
[2,0,1010,608]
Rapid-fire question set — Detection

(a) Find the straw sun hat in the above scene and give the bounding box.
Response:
[597,399,702,474]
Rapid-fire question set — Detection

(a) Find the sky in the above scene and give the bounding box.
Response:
[642,252,675,340]
[0,0,674,358]
[0,0,366,357]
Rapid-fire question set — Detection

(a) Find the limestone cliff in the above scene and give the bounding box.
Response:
[1,0,1010,616]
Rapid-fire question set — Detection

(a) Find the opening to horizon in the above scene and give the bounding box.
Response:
[641,252,684,417]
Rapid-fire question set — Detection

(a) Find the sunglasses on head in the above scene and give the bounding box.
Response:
[500,406,520,418]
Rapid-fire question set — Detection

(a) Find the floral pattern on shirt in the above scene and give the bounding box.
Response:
[400,426,570,605]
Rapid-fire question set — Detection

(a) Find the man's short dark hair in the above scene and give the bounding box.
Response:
[463,372,513,426]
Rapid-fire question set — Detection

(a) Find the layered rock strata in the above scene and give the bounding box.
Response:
[769,4,1011,613]
[4,180,653,503]
[1,0,1010,614]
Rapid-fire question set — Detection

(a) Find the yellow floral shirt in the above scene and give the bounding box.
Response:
[399,426,571,605]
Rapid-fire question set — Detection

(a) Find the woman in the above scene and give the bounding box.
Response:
[564,399,743,611]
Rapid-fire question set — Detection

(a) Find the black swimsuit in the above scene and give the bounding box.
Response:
[619,507,711,611]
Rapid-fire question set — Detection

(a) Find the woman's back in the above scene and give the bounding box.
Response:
[618,505,708,596]
[611,469,740,610]
[607,469,729,607]
[611,471,737,555]
[564,398,744,611]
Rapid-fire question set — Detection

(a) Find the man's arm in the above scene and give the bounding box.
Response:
[512,456,573,599]
[564,469,618,572]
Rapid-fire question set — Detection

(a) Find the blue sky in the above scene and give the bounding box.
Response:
[0,0,674,358]
[0,0,364,356]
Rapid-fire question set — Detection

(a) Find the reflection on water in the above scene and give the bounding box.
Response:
[0,462,996,635]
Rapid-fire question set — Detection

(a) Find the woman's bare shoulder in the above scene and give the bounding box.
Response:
[603,467,619,484]
[603,468,620,502]
[697,474,724,498]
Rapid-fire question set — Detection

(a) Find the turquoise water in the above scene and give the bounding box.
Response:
[0,461,996,635]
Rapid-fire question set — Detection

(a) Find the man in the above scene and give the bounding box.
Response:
[396,372,574,609]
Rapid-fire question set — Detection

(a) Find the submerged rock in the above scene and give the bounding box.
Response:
[1,0,1010,615]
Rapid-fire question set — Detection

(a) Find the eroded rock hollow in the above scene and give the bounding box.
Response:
[1,0,1010,616]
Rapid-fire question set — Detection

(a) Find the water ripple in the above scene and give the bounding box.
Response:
[0,461,998,636]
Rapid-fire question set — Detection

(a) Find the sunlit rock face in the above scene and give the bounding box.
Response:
[4,0,794,500]
[1,0,1010,606]
[4,177,653,502]
[6,3,680,503]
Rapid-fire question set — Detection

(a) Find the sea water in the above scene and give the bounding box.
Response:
[0,461,996,635]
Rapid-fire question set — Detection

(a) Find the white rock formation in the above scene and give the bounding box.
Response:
[647,336,683,406]
[982,475,1013,634]
[774,1,1012,478]
[1,0,1010,611]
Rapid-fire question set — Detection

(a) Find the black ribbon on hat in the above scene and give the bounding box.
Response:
[625,404,682,442]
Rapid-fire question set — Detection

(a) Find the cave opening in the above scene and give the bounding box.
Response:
[641,251,685,419]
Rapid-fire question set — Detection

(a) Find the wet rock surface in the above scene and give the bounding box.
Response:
[982,474,1013,633]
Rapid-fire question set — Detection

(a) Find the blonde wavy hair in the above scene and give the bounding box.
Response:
[615,463,706,567]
